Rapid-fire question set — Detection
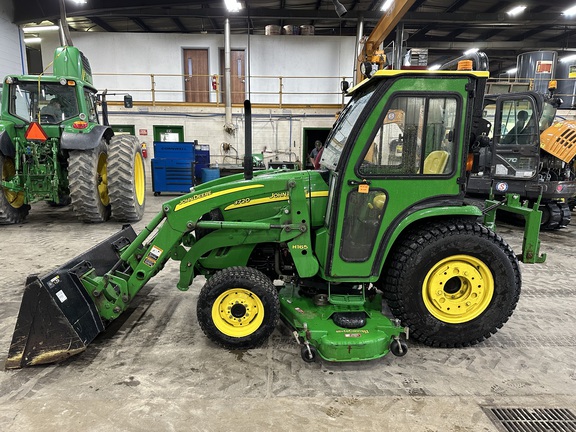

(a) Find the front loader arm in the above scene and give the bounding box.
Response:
[6,171,322,368]
[90,174,320,320]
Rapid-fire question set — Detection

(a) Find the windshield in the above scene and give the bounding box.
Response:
[539,101,557,131]
[320,83,378,171]
[9,81,79,124]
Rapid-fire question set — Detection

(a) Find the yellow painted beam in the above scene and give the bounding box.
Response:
[356,0,416,82]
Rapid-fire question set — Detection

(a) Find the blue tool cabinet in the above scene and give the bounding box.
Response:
[152,141,210,195]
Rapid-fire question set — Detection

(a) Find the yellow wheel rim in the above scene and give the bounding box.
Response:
[2,157,25,208]
[134,152,145,205]
[422,255,494,324]
[97,152,109,206]
[211,288,265,338]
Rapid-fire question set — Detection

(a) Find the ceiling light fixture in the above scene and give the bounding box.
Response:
[24,37,42,43]
[332,0,347,17]
[71,0,88,4]
[381,0,394,12]
[23,25,59,32]
[507,5,526,16]
[507,68,518,74]
[560,54,576,63]
[563,5,576,16]
[225,0,242,12]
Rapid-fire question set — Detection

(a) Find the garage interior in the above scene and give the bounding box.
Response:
[1,1,576,431]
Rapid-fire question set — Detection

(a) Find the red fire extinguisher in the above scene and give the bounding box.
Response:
[211,74,218,90]
[141,143,148,159]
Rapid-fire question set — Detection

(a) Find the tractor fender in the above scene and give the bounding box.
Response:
[0,130,15,158]
[372,204,482,278]
[60,125,114,150]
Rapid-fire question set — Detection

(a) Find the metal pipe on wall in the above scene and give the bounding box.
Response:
[224,18,233,131]
[393,23,404,70]
[354,15,364,86]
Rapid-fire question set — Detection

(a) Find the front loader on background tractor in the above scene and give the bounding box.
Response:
[0,46,146,224]
[6,62,546,368]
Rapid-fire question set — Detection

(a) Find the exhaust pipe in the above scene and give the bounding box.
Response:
[244,100,253,181]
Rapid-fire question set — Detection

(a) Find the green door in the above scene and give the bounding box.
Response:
[111,124,136,135]
[323,74,474,279]
[153,125,184,142]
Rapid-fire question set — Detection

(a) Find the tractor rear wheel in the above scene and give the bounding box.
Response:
[382,219,520,347]
[108,135,146,221]
[68,139,111,222]
[0,153,29,224]
[197,267,280,350]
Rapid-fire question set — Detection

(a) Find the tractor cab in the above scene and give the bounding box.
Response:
[316,69,483,280]
[4,78,86,126]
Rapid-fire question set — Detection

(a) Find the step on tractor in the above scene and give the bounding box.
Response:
[6,63,546,368]
[466,81,576,230]
[0,46,146,224]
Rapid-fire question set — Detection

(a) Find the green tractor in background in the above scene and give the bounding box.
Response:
[0,46,145,224]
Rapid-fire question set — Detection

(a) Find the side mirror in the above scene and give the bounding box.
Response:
[124,95,133,109]
[340,80,350,93]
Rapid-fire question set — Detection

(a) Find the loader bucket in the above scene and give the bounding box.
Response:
[5,226,137,369]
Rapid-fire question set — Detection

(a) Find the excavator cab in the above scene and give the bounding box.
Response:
[467,91,576,229]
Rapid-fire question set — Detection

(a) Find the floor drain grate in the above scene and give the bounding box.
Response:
[485,408,576,432]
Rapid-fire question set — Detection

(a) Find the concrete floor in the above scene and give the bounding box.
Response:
[1,190,575,432]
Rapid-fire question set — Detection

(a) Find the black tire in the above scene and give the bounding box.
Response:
[68,139,111,222]
[558,202,571,228]
[540,202,561,230]
[389,339,408,357]
[301,344,318,363]
[381,219,521,348]
[197,267,280,350]
[108,135,146,221]
[0,153,29,224]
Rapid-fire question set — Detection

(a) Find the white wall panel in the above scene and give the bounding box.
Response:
[40,32,356,104]
[0,0,26,77]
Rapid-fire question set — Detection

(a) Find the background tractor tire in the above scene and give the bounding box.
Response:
[108,135,146,221]
[197,266,280,350]
[0,153,29,224]
[381,219,520,348]
[68,139,111,223]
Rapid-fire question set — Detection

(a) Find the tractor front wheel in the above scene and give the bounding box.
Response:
[197,267,280,350]
[0,153,29,224]
[382,219,520,347]
[108,135,146,221]
[68,140,111,222]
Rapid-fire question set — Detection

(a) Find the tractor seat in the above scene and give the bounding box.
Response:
[423,150,450,174]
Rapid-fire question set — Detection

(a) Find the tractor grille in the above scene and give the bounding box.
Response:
[485,408,576,432]
[80,51,92,76]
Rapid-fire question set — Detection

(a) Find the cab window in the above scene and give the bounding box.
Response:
[358,95,459,176]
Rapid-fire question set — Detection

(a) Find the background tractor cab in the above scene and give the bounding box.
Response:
[467,87,576,229]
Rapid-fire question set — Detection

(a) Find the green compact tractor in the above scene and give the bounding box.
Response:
[0,46,145,224]
[6,67,545,368]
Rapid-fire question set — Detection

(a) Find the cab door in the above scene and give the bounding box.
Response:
[325,75,474,279]
[490,94,540,182]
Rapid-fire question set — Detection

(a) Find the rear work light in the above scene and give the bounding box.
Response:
[73,121,88,130]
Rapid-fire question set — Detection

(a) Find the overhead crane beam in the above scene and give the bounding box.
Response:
[356,0,415,82]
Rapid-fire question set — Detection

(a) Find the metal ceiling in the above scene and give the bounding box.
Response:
[13,0,576,75]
